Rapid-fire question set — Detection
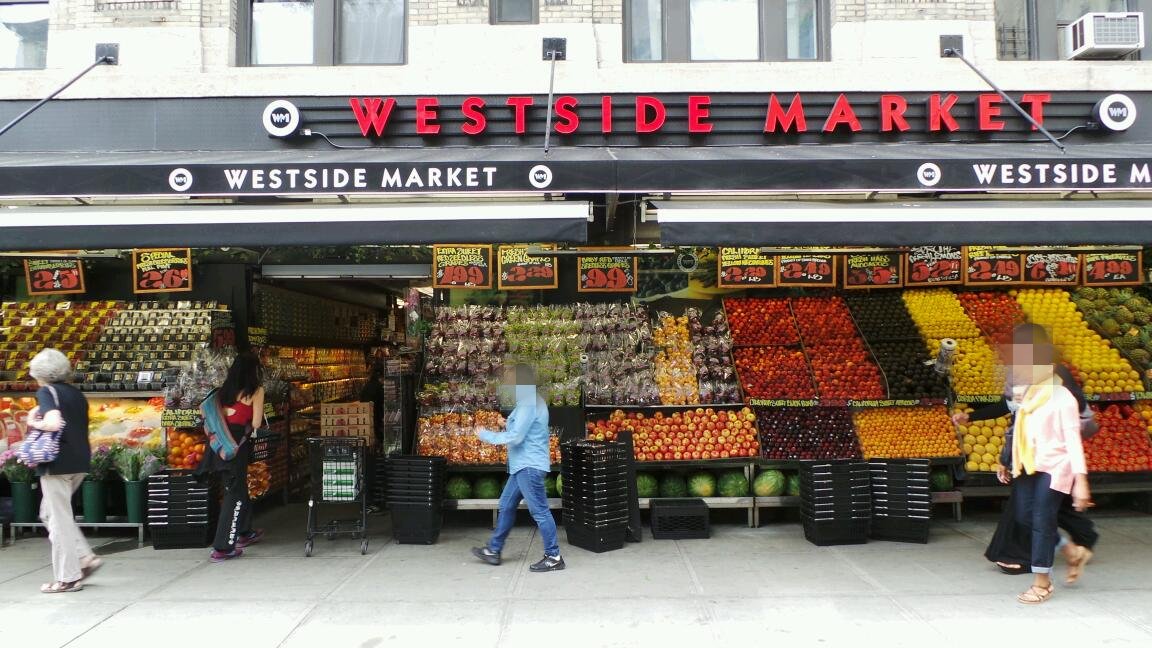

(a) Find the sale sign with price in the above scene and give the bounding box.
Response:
[433,244,493,289]
[578,253,637,293]
[844,252,902,289]
[904,246,963,286]
[497,245,558,290]
[132,248,193,294]
[1083,250,1143,286]
[24,258,86,296]
[1023,252,1080,285]
[963,246,1024,286]
[776,253,836,288]
[718,248,777,288]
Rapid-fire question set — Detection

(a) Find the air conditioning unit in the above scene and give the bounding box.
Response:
[1062,12,1145,60]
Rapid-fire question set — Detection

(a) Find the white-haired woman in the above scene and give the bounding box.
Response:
[28,348,101,594]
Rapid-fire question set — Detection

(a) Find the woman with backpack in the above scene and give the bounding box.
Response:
[199,352,266,563]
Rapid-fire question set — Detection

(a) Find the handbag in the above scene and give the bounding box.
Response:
[200,389,246,461]
[18,385,64,467]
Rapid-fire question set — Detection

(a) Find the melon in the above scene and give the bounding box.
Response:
[555,474,563,497]
[930,468,954,492]
[545,474,558,497]
[687,472,717,498]
[785,473,802,497]
[659,474,688,498]
[474,476,502,499]
[636,472,659,498]
[445,475,472,500]
[717,470,749,497]
[752,470,786,497]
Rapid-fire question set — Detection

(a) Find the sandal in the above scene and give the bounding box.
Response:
[41,581,83,594]
[996,562,1029,575]
[81,557,104,581]
[1017,584,1054,605]
[1066,546,1094,584]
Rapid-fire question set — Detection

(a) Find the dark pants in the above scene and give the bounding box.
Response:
[986,481,1098,567]
[213,429,253,552]
[1012,472,1065,574]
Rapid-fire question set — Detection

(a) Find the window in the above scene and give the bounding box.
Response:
[0,1,48,70]
[248,0,405,65]
[996,0,1150,60]
[491,0,537,24]
[626,0,825,62]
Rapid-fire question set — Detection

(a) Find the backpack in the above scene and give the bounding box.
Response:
[200,389,246,461]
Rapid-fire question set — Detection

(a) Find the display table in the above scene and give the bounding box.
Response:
[8,517,146,547]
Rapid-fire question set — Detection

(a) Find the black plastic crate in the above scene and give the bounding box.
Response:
[150,523,211,550]
[565,522,627,553]
[870,517,930,544]
[802,518,870,546]
[390,502,443,545]
[650,498,710,540]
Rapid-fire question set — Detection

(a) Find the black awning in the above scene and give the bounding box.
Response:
[0,203,591,251]
[652,200,1152,246]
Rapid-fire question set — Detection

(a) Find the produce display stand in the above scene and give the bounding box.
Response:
[9,518,145,547]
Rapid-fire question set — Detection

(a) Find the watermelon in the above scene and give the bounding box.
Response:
[753,470,786,497]
[930,468,954,492]
[717,470,749,497]
[474,476,502,499]
[687,472,717,497]
[545,474,558,497]
[555,474,563,497]
[636,472,659,498]
[445,476,472,500]
[785,473,802,497]
[659,474,688,498]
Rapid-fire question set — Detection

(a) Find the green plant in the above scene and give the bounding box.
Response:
[111,445,168,481]
[86,445,113,481]
[0,449,34,483]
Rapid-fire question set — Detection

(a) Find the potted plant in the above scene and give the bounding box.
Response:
[1,449,37,523]
[112,445,166,524]
[82,445,113,523]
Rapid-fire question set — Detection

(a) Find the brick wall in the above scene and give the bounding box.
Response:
[837,0,995,22]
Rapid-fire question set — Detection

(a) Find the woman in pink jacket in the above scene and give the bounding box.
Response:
[1009,325,1092,604]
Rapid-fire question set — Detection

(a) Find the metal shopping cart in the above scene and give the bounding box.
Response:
[304,437,369,556]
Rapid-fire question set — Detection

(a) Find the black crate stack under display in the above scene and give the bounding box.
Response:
[147,471,213,550]
[869,459,932,544]
[561,440,630,553]
[385,456,446,544]
[799,461,872,546]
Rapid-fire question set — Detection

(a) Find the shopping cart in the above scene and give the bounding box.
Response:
[304,437,369,556]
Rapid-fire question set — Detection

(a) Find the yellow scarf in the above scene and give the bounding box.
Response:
[1012,374,1062,478]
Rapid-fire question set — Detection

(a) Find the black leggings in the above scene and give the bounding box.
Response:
[213,427,253,552]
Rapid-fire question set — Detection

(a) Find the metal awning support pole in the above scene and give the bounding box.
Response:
[0,45,119,139]
[941,40,1065,153]
[541,38,567,154]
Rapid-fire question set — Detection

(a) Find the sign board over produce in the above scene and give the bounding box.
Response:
[1082,250,1143,286]
[718,247,777,288]
[497,244,558,290]
[1023,252,1080,284]
[0,395,164,452]
[905,246,963,286]
[23,258,86,296]
[844,252,902,289]
[433,244,493,289]
[964,246,1024,286]
[131,248,193,294]
[577,253,638,293]
[776,253,836,288]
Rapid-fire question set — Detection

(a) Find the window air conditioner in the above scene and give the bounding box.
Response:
[1062,12,1145,60]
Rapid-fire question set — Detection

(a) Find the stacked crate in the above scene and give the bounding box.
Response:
[799,461,872,546]
[869,459,932,544]
[321,402,374,444]
[147,471,213,549]
[561,440,630,553]
[385,456,446,544]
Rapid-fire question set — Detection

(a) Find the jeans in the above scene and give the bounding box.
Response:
[1013,472,1065,574]
[488,468,559,557]
[39,473,94,583]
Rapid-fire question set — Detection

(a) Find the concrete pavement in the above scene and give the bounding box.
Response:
[1,505,1151,648]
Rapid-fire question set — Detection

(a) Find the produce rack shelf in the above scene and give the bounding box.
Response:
[445,464,561,473]
[1,390,164,398]
[585,403,747,411]
[442,498,563,527]
[7,518,145,547]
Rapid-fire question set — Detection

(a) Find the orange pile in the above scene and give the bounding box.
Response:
[853,406,962,460]
[167,429,206,470]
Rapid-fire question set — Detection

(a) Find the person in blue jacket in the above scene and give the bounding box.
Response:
[472,364,564,572]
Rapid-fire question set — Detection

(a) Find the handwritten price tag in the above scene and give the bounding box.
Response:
[776,254,836,287]
[498,245,558,290]
[24,259,86,296]
[578,255,637,293]
[964,247,1024,286]
[718,248,777,288]
[1024,253,1080,284]
[844,252,902,289]
[132,248,193,294]
[905,246,963,286]
[433,245,493,289]
[1083,251,1142,286]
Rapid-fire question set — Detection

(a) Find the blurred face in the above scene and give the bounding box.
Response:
[1006,343,1055,384]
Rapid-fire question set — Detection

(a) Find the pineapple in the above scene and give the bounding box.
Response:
[1115,306,1136,325]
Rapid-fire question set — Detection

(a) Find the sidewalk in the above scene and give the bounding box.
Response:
[2,506,1151,648]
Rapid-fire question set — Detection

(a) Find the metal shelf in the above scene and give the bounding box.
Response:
[8,518,145,547]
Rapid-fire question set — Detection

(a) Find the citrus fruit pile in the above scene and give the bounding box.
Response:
[1135,401,1152,439]
[653,313,700,405]
[905,289,1002,396]
[853,406,962,459]
[1084,403,1152,473]
[955,406,1011,472]
[167,429,206,470]
[1015,289,1142,395]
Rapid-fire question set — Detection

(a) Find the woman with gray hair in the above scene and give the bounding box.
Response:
[27,348,102,593]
